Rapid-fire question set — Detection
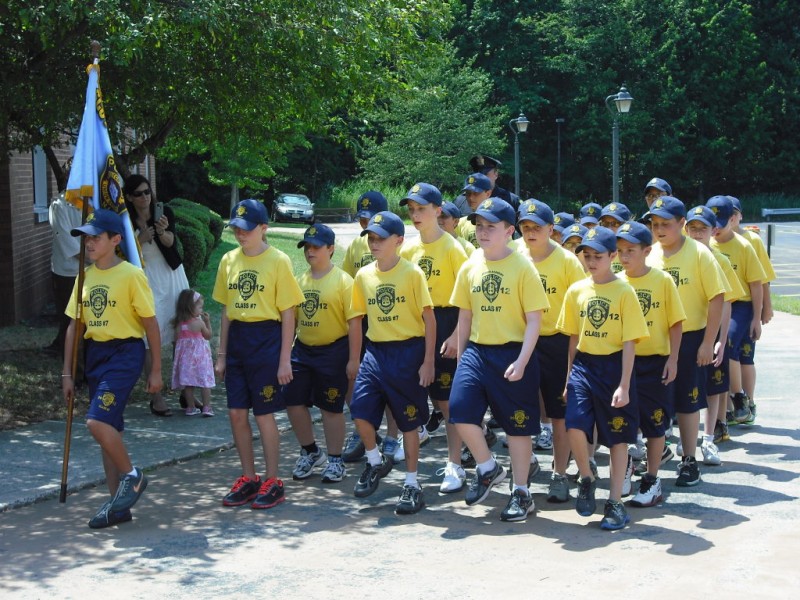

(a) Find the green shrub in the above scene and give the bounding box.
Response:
[175,223,206,285]
[167,198,224,285]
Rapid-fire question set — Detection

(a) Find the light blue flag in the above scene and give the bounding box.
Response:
[65,61,141,268]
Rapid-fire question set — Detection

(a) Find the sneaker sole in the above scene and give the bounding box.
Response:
[546,491,570,503]
[292,458,328,480]
[395,499,426,515]
[222,492,258,507]
[501,506,535,522]
[600,514,631,530]
[629,494,663,508]
[675,477,701,487]
[251,495,286,510]
[439,481,466,494]
[321,473,345,484]
[88,509,133,529]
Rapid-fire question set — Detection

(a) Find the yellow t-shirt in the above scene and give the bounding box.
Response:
[66,261,155,342]
[295,266,357,346]
[646,237,727,332]
[456,217,478,248]
[518,241,586,336]
[558,277,649,355]
[711,233,767,302]
[351,258,433,342]
[620,269,686,356]
[741,229,776,282]
[450,250,549,344]
[711,247,746,302]
[456,236,475,257]
[212,246,304,322]
[343,235,375,278]
[400,233,468,307]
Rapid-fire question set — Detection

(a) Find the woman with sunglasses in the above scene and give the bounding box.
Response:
[124,174,190,417]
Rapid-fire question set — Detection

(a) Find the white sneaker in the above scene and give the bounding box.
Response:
[437,462,466,494]
[629,474,663,508]
[628,439,646,461]
[535,427,553,450]
[622,455,634,496]
[419,425,431,447]
[395,427,430,462]
[701,441,721,466]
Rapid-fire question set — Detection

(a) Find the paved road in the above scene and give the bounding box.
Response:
[761,222,800,297]
[1,311,799,597]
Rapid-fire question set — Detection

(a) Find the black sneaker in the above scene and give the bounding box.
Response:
[509,455,541,490]
[726,410,736,426]
[465,462,506,506]
[88,500,132,529]
[675,456,701,487]
[743,403,757,425]
[353,456,392,498]
[251,477,285,509]
[461,446,477,469]
[486,417,502,429]
[223,475,261,506]
[425,411,445,435]
[731,392,751,423]
[600,499,630,530]
[395,484,425,514]
[714,419,730,443]
[109,468,148,513]
[576,476,597,516]
[342,433,365,462]
[484,426,498,448]
[501,489,535,522]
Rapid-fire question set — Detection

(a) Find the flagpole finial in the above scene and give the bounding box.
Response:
[91,41,101,60]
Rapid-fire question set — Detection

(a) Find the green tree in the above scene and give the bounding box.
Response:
[357,43,505,192]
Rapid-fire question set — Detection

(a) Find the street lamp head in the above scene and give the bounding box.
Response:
[615,85,633,113]
[515,113,529,133]
[555,118,565,124]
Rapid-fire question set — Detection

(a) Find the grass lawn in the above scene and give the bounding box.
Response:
[0,227,310,431]
[772,295,800,316]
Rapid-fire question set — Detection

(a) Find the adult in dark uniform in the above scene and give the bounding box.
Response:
[455,155,521,214]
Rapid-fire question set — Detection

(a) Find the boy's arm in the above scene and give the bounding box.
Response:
[663,321,683,384]
[698,294,723,366]
[562,334,579,400]
[440,322,459,359]
[215,307,230,380]
[61,319,78,403]
[611,340,635,408]
[141,316,163,394]
[749,280,763,341]
[277,307,296,385]
[505,310,542,382]
[456,309,472,360]
[419,306,436,387]
[713,301,732,367]
[761,283,773,325]
[346,316,363,381]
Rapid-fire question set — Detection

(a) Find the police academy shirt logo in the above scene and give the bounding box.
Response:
[89,286,108,318]
[419,257,433,280]
[587,297,610,330]
[665,267,680,288]
[637,290,652,316]
[376,284,396,315]
[302,290,320,320]
[237,270,258,301]
[481,272,502,304]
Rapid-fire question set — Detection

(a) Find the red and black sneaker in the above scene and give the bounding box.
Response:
[251,477,286,510]
[222,475,261,507]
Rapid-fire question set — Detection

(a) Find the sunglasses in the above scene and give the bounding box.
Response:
[131,189,151,197]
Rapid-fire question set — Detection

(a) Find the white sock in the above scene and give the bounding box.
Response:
[365,446,382,466]
[703,434,714,445]
[405,472,419,488]
[541,422,553,432]
[477,457,496,475]
[513,484,529,495]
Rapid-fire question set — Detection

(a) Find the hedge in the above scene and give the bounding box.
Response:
[167,198,223,285]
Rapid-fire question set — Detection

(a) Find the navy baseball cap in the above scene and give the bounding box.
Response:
[686,205,717,228]
[469,155,502,174]
[648,196,686,220]
[467,198,516,225]
[229,199,267,230]
[441,201,461,219]
[577,226,617,254]
[727,195,743,213]
[297,223,335,248]
[601,202,632,223]
[553,212,576,233]
[645,177,672,195]
[616,221,653,246]
[562,223,588,243]
[355,191,388,219]
[462,173,493,193]
[71,208,124,237]
[706,195,734,229]
[579,202,603,225]
[360,211,405,238]
[518,199,555,226]
[400,182,443,207]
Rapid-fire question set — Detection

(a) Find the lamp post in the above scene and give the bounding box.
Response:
[556,118,565,204]
[508,112,529,197]
[604,85,633,204]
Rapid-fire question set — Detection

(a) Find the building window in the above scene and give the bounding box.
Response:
[32,146,49,223]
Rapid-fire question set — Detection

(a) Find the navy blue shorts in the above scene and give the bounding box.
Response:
[728,301,756,364]
[634,355,673,438]
[283,337,349,413]
[350,338,429,433]
[430,307,458,401]
[225,320,285,416]
[449,342,541,437]
[565,351,639,447]
[674,329,707,414]
[536,333,570,419]
[706,343,729,396]
[85,338,145,432]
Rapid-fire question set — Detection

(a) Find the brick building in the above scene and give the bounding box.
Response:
[0,147,155,326]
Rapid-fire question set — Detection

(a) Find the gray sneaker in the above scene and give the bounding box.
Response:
[575,476,596,516]
[88,500,132,529]
[547,473,570,503]
[292,448,327,480]
[465,462,506,506]
[321,459,346,483]
[342,432,365,462]
[109,468,147,513]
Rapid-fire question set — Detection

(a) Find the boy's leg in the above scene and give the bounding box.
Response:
[455,423,491,464]
[506,435,533,487]
[229,408,257,479]
[677,411,700,459]
[355,418,379,452]
[607,443,628,501]
[568,428,593,479]
[645,435,666,478]
[253,413,280,480]
[402,428,420,474]
[287,405,316,446]
[88,420,132,494]
[320,409,345,455]
[438,402,462,465]
[552,418,570,474]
